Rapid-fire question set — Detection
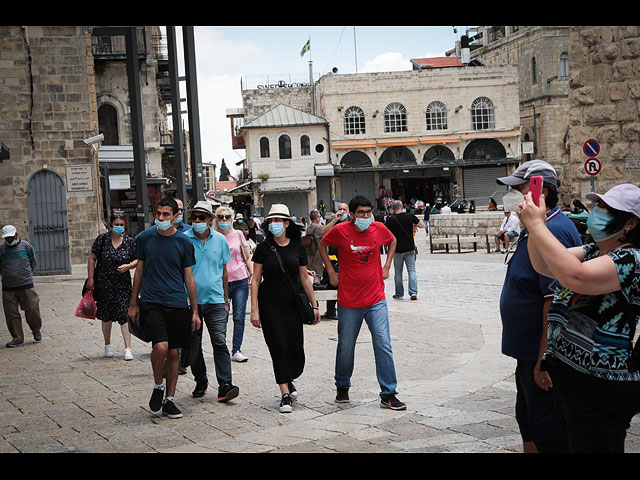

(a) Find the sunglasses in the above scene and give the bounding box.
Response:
[192,214,211,221]
[217,214,232,220]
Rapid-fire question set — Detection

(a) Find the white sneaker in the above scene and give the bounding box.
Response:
[104,345,114,358]
[124,348,133,361]
[232,351,248,362]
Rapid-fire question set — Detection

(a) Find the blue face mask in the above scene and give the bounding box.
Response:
[192,222,209,234]
[354,217,372,231]
[174,214,183,224]
[340,213,348,221]
[218,222,231,231]
[6,239,18,247]
[587,206,620,242]
[112,226,125,235]
[155,218,173,231]
[269,222,285,237]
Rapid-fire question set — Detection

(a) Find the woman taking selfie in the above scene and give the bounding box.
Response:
[519,183,640,452]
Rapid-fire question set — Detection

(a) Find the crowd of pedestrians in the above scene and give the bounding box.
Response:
[2,159,640,452]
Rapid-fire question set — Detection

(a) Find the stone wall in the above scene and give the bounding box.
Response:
[428,212,506,237]
[0,26,102,267]
[568,26,640,199]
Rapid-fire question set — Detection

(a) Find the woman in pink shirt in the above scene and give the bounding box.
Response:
[214,207,253,362]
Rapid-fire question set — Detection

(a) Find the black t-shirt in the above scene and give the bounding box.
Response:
[385,213,418,253]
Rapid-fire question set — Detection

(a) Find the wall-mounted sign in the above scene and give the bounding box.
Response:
[109,174,131,190]
[66,165,93,192]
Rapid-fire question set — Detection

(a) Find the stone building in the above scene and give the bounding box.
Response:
[0,26,101,273]
[0,26,171,273]
[452,26,572,197]
[566,26,640,198]
[232,62,521,215]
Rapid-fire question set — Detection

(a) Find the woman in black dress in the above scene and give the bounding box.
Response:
[250,204,321,413]
[86,211,138,360]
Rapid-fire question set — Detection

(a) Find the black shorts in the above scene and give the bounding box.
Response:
[139,301,192,349]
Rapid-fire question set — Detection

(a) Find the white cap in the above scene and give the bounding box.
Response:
[2,225,17,238]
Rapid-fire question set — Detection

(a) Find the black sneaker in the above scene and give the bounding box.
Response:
[162,399,183,419]
[288,382,298,399]
[380,394,406,411]
[149,387,164,415]
[279,393,292,413]
[33,331,42,342]
[217,383,239,403]
[192,380,208,398]
[336,387,350,403]
[5,339,23,348]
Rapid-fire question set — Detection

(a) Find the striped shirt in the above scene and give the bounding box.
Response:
[0,239,37,291]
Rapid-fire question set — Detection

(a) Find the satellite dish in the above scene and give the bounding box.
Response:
[332,67,338,74]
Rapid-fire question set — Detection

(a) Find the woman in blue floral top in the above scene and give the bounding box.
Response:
[519,183,640,452]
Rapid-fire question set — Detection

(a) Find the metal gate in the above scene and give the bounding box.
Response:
[462,165,508,207]
[26,169,71,275]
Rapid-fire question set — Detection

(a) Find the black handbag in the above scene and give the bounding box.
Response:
[180,313,203,369]
[127,299,151,343]
[268,241,315,325]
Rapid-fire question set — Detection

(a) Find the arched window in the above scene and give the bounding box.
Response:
[344,106,365,135]
[560,52,569,78]
[300,135,310,156]
[426,101,448,131]
[279,135,291,159]
[384,102,407,133]
[98,104,119,145]
[260,137,270,158]
[471,97,495,130]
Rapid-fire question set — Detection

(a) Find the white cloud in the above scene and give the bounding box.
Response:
[195,28,265,73]
[361,52,412,73]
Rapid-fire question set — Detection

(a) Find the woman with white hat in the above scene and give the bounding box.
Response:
[213,206,253,363]
[519,183,640,452]
[250,204,321,413]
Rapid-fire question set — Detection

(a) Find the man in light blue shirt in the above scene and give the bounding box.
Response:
[184,201,239,403]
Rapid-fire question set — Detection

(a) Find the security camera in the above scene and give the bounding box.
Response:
[83,134,104,145]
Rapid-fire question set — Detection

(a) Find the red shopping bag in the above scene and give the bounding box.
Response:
[75,289,97,319]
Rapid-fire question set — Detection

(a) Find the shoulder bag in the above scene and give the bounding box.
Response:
[268,241,315,325]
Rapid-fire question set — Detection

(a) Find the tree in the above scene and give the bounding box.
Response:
[219,158,230,181]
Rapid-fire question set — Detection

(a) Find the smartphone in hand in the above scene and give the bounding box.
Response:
[529,176,543,206]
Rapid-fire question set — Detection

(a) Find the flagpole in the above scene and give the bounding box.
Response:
[353,27,358,73]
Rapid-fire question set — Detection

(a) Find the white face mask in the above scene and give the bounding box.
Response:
[502,189,525,212]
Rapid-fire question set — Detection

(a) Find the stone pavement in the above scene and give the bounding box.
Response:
[1,228,640,453]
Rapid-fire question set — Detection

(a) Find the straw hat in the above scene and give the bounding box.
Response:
[265,204,292,220]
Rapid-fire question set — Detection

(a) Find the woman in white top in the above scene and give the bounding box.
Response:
[213,207,253,362]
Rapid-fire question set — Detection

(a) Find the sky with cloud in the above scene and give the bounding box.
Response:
[168,26,473,178]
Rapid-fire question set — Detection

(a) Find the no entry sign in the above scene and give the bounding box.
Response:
[584,157,602,176]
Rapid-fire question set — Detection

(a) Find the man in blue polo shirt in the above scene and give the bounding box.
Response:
[185,201,239,404]
[496,160,581,453]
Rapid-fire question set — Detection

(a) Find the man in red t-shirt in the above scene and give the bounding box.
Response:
[319,195,406,411]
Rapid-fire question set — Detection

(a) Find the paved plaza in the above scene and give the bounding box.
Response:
[2,228,640,453]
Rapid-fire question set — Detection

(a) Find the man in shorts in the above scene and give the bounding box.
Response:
[128,197,200,419]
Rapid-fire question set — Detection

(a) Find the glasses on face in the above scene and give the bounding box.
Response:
[217,214,232,220]
[354,209,373,218]
[192,214,210,222]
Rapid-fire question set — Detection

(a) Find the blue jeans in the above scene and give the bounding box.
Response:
[191,303,232,386]
[393,250,417,297]
[335,299,398,397]
[228,278,249,354]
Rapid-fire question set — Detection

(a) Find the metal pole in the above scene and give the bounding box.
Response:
[183,26,204,205]
[125,27,149,232]
[167,26,187,204]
